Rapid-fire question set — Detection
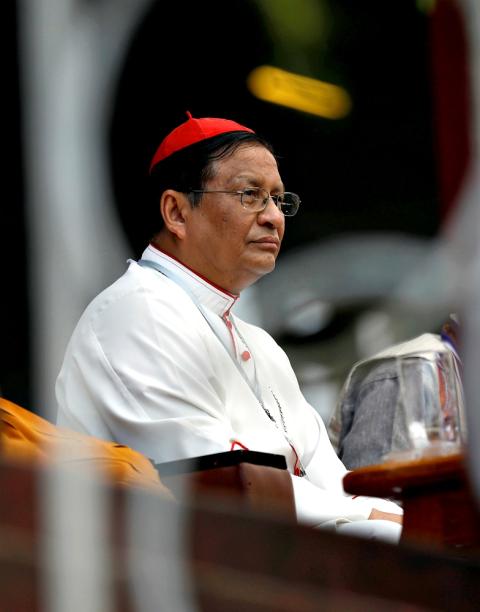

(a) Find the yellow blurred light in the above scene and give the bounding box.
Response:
[416,0,437,14]
[247,65,352,119]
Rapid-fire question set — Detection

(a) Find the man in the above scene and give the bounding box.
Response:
[329,315,463,469]
[56,112,402,539]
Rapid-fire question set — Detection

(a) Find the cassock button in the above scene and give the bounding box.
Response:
[241,351,251,361]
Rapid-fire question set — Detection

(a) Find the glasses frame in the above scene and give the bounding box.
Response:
[189,187,301,217]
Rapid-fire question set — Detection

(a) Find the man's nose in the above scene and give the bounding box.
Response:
[257,198,285,229]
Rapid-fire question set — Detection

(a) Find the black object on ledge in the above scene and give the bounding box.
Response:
[154,450,287,477]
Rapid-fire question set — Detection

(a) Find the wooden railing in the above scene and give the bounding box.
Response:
[2,456,480,611]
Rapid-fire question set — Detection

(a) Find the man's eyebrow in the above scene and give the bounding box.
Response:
[232,174,285,191]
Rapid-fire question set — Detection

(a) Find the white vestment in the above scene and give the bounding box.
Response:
[56,245,402,536]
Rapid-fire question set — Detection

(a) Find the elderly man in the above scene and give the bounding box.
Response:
[56,113,402,539]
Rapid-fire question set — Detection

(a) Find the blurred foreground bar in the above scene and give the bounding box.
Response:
[1,456,479,612]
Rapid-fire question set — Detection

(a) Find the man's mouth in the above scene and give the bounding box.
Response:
[251,237,280,248]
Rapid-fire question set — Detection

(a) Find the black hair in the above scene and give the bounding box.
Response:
[147,131,276,236]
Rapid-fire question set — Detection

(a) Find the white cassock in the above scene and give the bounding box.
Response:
[56,244,402,541]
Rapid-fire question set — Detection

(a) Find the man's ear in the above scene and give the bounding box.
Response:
[160,190,190,240]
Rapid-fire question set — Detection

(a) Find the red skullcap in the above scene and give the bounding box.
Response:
[149,111,254,172]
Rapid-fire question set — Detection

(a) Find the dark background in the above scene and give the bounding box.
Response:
[110,0,440,259]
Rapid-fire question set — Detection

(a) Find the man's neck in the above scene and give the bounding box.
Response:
[149,237,239,298]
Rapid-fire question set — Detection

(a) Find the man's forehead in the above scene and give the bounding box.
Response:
[212,147,283,186]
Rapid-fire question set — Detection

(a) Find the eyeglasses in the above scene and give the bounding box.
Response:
[189,187,301,217]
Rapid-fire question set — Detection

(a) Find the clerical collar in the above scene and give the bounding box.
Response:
[141,244,238,317]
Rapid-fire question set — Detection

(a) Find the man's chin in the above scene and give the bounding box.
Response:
[252,256,277,278]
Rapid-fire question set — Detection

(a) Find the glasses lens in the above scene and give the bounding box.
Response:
[278,193,300,216]
[241,188,268,211]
